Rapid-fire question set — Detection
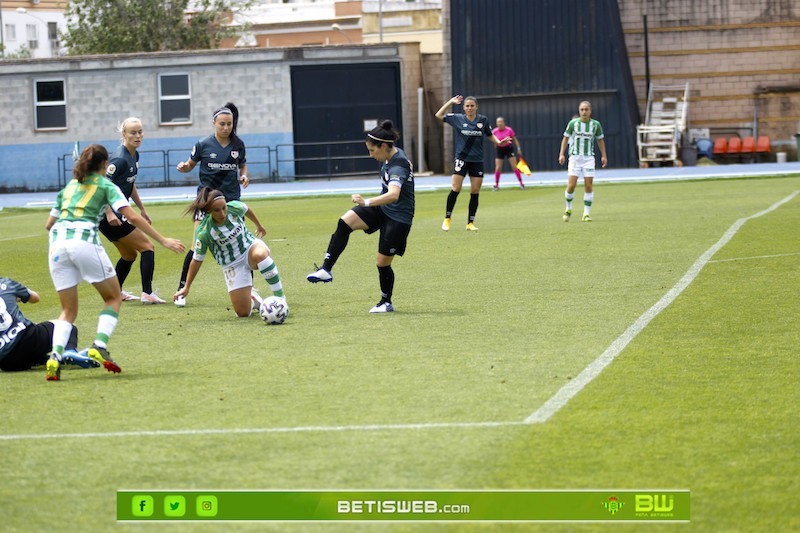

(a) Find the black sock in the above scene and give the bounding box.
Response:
[468,193,480,222]
[377,265,394,303]
[66,325,79,352]
[178,250,193,290]
[321,218,353,272]
[445,190,460,218]
[115,258,134,288]
[140,250,155,294]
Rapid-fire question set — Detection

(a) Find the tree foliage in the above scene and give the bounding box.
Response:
[62,0,249,55]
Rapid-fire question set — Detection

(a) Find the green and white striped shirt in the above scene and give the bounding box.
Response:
[49,173,129,245]
[192,201,256,267]
[563,118,604,157]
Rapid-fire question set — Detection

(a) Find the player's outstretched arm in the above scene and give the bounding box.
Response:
[174,259,202,301]
[488,134,503,147]
[119,206,185,253]
[244,208,266,238]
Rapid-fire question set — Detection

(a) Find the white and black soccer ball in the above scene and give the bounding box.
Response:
[259,296,289,325]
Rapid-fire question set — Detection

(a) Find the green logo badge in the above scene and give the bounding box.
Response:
[132,495,154,517]
[164,495,186,517]
[196,495,218,517]
[602,496,624,515]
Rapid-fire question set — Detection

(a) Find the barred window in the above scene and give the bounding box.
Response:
[34,79,67,130]
[158,73,191,125]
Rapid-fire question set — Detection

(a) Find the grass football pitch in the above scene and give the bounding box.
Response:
[1,175,798,531]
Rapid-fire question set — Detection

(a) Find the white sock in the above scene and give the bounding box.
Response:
[51,319,73,356]
[94,307,119,348]
[584,192,594,215]
[565,192,574,210]
[258,256,284,298]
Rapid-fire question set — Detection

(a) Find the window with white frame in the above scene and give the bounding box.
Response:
[158,73,191,125]
[26,24,38,50]
[34,79,67,130]
[5,24,16,41]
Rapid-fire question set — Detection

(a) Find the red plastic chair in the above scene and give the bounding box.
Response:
[755,136,771,154]
[726,137,742,154]
[755,136,771,162]
[724,137,742,163]
[712,137,728,156]
[740,136,756,163]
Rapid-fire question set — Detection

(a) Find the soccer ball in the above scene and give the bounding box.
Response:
[259,296,289,325]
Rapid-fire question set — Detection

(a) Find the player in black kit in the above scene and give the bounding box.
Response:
[307,120,415,313]
[435,95,504,231]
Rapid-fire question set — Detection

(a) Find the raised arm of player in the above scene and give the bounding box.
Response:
[435,95,464,120]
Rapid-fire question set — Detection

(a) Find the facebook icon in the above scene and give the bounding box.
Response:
[132,495,154,517]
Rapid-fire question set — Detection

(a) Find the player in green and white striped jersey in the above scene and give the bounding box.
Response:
[173,187,285,318]
[44,144,185,381]
[558,101,608,222]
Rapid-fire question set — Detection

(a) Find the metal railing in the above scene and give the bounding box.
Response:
[57,140,373,190]
[275,140,374,179]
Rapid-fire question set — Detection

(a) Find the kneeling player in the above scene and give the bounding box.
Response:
[173,188,285,318]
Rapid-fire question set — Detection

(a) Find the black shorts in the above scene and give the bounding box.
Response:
[0,321,78,372]
[453,159,484,178]
[99,214,137,242]
[495,145,515,159]
[351,206,412,257]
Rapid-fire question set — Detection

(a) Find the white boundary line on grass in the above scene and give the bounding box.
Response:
[524,189,799,424]
[0,234,39,242]
[1,191,797,442]
[708,251,800,263]
[0,421,529,441]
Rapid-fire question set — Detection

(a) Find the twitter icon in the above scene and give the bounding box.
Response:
[164,495,186,517]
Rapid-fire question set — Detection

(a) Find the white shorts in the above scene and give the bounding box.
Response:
[221,240,270,293]
[49,240,116,291]
[567,155,596,179]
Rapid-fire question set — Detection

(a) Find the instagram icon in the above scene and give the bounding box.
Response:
[196,495,218,517]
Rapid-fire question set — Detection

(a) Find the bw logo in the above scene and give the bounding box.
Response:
[636,494,674,513]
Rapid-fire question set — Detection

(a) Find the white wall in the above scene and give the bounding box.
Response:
[1,9,66,59]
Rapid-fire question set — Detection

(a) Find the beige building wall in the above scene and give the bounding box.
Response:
[397,42,422,169]
[619,0,800,155]
[362,31,442,54]
[421,52,446,172]
[363,9,443,53]
[2,0,63,8]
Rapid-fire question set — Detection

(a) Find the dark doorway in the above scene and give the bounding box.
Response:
[290,63,403,178]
